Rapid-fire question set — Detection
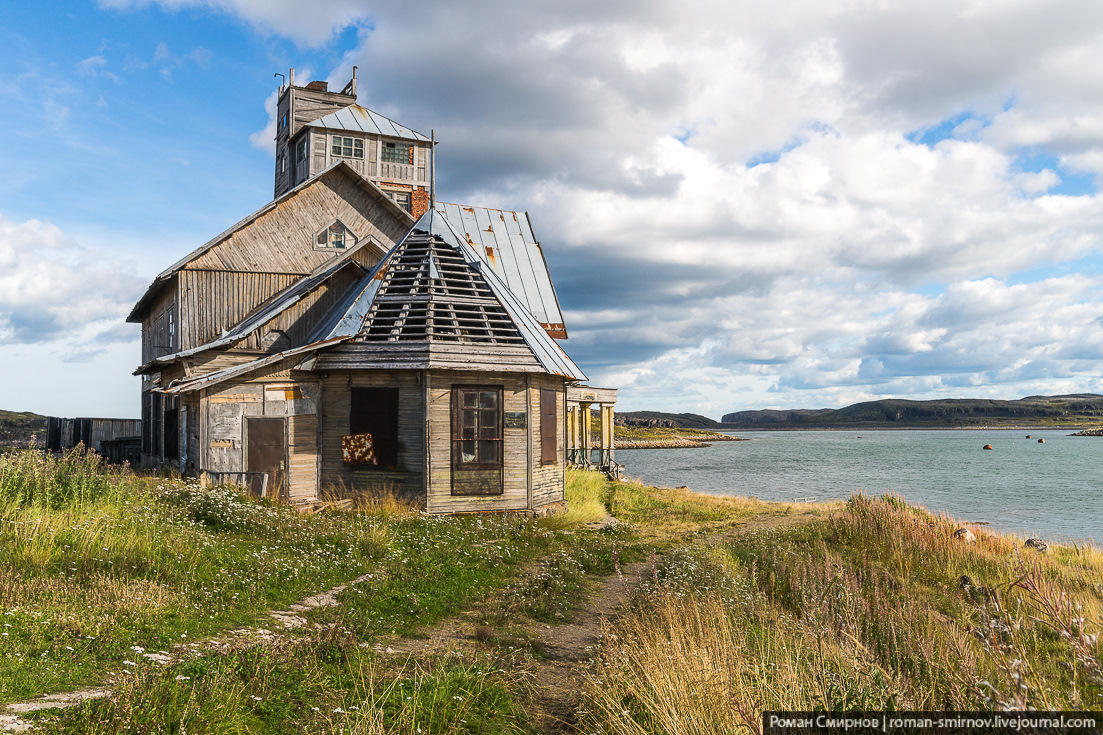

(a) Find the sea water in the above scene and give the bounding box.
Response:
[617,429,1101,545]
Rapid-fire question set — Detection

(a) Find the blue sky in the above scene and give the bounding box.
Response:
[2,0,1103,419]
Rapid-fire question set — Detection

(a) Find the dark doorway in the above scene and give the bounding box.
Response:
[350,388,400,468]
[163,408,179,461]
[247,417,286,498]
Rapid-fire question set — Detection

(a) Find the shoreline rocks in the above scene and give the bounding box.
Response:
[615,435,749,450]
[1070,427,1103,436]
[953,527,977,543]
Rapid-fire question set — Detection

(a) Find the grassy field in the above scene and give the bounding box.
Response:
[2,450,1100,733]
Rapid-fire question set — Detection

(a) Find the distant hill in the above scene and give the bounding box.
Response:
[615,411,723,430]
[0,409,47,447]
[722,394,1103,428]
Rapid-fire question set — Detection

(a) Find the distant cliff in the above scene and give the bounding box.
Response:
[615,412,723,430]
[722,394,1103,428]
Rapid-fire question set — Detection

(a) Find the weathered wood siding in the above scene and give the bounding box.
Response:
[141,279,179,363]
[188,170,406,274]
[317,371,426,503]
[199,379,320,501]
[313,343,543,373]
[235,266,364,354]
[179,271,299,350]
[174,170,404,350]
[529,375,567,508]
[290,88,355,136]
[425,372,517,513]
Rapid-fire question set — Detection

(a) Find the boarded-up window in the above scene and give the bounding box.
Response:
[540,389,556,464]
[350,388,399,468]
[451,386,504,496]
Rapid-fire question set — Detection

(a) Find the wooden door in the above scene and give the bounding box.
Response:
[247,418,286,499]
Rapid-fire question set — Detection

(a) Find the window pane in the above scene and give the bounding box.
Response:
[480,391,498,409]
[460,440,476,463]
[462,392,478,409]
[480,410,497,432]
[331,137,341,155]
[354,139,364,158]
[477,441,498,464]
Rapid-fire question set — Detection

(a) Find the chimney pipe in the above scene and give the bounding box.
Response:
[289,67,295,87]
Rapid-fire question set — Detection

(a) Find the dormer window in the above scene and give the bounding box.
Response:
[331,135,364,159]
[314,220,357,251]
[382,141,412,164]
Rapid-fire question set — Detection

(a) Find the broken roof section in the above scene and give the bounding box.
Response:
[435,202,567,339]
[317,209,586,380]
[306,104,431,141]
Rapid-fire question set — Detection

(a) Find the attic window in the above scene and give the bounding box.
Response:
[315,220,357,250]
[382,141,412,164]
[331,135,364,159]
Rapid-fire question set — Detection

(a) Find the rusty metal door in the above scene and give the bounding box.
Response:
[247,418,285,499]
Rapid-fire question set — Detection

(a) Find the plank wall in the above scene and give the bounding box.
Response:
[187,170,407,274]
[199,379,320,502]
[317,371,426,503]
[425,370,566,514]
[528,374,567,508]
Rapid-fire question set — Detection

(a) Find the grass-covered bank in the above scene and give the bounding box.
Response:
[581,494,1103,733]
[3,450,1100,733]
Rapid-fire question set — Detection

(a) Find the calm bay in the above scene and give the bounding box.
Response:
[618,428,1102,546]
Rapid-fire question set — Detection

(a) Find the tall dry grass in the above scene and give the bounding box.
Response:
[581,494,1103,733]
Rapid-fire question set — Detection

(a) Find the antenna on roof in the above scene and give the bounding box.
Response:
[429,129,436,215]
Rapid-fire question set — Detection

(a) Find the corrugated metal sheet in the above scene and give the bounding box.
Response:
[308,105,430,141]
[435,202,566,338]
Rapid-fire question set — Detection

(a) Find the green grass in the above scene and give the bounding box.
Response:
[0,451,646,732]
[8,449,1100,733]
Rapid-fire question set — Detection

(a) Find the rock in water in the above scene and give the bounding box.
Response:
[983,444,994,450]
[1025,538,1049,553]
[1026,435,1031,439]
[1038,438,1045,443]
[953,527,977,543]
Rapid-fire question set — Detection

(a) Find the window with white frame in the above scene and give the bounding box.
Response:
[314,220,357,250]
[331,135,364,159]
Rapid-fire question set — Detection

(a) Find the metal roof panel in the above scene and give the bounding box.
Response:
[309,104,430,141]
[435,202,566,335]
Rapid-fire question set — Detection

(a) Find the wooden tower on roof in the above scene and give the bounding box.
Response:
[274,67,432,216]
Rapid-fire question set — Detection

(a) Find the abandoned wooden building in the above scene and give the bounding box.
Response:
[127,69,616,513]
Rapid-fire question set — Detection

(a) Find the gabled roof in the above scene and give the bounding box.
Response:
[127,162,414,323]
[435,202,566,339]
[305,104,431,141]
